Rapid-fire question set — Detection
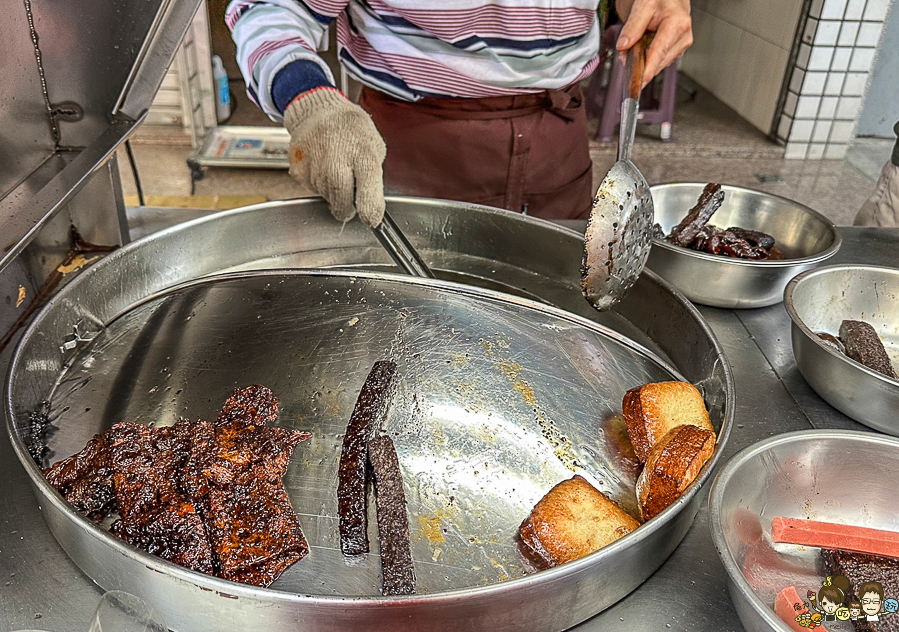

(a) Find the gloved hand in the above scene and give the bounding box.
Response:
[284,87,387,227]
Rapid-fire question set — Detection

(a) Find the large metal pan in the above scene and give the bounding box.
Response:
[6,198,733,631]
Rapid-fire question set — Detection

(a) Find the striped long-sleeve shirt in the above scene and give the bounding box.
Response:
[226,0,604,121]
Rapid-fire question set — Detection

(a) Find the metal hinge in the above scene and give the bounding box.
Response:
[59,323,98,354]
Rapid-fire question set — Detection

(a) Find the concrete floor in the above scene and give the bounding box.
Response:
[120,82,885,226]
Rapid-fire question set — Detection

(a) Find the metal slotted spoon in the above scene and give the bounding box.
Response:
[582,34,655,311]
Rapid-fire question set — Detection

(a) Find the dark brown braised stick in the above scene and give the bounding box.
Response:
[839,320,897,378]
[338,360,398,556]
[369,434,415,596]
[666,183,725,247]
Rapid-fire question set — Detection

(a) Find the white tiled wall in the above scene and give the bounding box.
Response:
[682,0,803,133]
[777,0,895,159]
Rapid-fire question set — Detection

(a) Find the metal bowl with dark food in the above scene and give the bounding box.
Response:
[648,183,841,308]
[710,430,899,632]
[785,264,899,435]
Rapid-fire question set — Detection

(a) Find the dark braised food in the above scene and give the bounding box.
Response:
[656,183,783,260]
[823,548,899,631]
[817,332,847,355]
[338,360,397,556]
[839,320,897,379]
[369,434,415,595]
[667,183,726,247]
[43,385,311,587]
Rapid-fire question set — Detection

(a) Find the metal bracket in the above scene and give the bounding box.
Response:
[59,323,97,354]
[187,157,205,195]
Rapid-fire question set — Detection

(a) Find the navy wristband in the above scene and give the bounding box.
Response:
[272,60,334,114]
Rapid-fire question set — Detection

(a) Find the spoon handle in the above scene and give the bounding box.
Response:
[618,33,653,163]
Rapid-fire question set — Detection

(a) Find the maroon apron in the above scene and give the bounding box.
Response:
[358,84,593,220]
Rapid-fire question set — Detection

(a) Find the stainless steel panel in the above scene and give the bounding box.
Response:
[647,183,841,308]
[5,199,734,632]
[1,0,198,278]
[114,0,206,122]
[0,1,56,199]
[31,0,200,147]
[0,124,137,273]
[710,430,899,632]
[785,264,899,434]
[64,157,130,248]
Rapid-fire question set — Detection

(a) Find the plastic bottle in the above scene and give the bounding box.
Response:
[212,55,231,123]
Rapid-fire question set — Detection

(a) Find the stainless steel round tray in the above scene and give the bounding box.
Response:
[6,198,734,631]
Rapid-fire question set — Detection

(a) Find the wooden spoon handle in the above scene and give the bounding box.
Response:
[627,33,655,100]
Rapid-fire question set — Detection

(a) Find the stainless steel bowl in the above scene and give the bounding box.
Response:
[785,264,899,434]
[709,430,899,632]
[648,183,841,308]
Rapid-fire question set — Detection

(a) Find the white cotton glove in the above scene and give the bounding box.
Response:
[284,88,387,227]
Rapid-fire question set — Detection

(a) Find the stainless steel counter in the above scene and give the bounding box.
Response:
[1,225,895,632]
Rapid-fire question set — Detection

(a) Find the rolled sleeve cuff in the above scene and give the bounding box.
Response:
[272,59,335,114]
[257,49,336,122]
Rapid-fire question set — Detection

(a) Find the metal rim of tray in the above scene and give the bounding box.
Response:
[649,182,842,267]
[708,429,899,632]
[784,263,899,389]
[4,197,735,617]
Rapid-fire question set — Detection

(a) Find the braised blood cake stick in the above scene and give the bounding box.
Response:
[369,434,415,595]
[772,517,899,559]
[338,360,397,556]
[666,183,725,247]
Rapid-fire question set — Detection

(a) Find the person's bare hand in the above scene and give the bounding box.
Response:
[615,0,692,85]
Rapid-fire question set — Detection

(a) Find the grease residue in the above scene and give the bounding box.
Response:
[493,358,581,472]
[58,254,99,275]
[418,514,447,544]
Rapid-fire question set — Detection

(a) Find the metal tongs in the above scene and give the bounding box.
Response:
[582,34,655,311]
[371,211,435,278]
